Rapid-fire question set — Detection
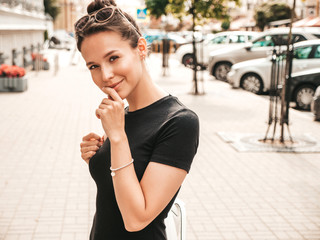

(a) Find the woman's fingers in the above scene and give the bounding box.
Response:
[96,95,124,120]
[80,139,101,148]
[80,145,100,154]
[82,132,101,141]
[80,133,104,164]
[81,151,97,163]
[101,87,123,103]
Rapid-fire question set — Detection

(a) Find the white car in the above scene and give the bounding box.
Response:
[50,30,76,50]
[227,39,320,94]
[208,27,320,81]
[174,31,259,67]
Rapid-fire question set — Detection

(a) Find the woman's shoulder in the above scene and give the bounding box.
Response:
[166,96,199,121]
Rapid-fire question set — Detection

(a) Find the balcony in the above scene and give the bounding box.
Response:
[0,0,44,15]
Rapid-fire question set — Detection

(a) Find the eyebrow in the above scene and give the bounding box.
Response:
[86,50,119,66]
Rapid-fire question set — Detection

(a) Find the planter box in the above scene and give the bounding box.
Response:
[0,77,28,92]
[32,61,50,71]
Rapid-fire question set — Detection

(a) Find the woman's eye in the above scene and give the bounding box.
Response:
[110,56,119,62]
[89,65,98,70]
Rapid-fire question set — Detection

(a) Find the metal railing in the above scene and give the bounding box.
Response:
[264,37,294,142]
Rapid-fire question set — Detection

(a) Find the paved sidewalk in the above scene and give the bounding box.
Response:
[0,51,319,240]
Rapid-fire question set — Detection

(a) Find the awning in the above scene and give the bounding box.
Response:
[293,17,320,27]
[304,17,320,27]
[268,19,292,27]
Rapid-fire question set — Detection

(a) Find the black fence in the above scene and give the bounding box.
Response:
[1,43,49,71]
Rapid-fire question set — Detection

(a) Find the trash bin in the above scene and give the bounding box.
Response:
[311,85,320,121]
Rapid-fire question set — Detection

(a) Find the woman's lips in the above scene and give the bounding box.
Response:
[108,79,123,90]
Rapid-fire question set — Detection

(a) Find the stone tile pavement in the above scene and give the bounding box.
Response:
[0,50,320,240]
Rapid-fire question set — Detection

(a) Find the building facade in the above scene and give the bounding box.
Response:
[0,0,47,67]
[53,0,147,33]
[228,0,315,31]
[303,0,320,17]
[53,0,89,33]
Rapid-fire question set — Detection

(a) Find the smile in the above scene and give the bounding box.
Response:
[108,79,123,90]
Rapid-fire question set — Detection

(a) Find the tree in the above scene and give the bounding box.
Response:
[221,18,230,31]
[254,2,292,31]
[44,0,60,21]
[146,0,239,95]
[145,0,169,19]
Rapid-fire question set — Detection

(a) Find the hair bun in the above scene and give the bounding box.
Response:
[87,0,117,14]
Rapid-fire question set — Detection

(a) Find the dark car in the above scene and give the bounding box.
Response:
[311,86,320,120]
[290,68,320,110]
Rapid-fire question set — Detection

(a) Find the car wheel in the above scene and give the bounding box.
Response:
[294,84,316,110]
[240,73,264,94]
[214,62,231,81]
[182,54,194,67]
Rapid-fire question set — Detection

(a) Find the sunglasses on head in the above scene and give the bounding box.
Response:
[75,5,140,36]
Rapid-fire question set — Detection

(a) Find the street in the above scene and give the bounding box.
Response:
[0,50,320,240]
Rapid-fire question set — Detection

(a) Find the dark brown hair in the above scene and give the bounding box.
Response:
[74,0,142,51]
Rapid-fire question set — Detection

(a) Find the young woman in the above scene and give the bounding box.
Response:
[76,1,199,239]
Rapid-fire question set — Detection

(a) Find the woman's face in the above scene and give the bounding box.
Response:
[81,31,143,99]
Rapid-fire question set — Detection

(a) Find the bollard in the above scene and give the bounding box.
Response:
[54,52,59,76]
[162,38,170,76]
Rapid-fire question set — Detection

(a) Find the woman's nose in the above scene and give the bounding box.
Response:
[101,66,114,82]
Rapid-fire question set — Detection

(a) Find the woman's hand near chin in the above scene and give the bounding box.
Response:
[95,87,126,143]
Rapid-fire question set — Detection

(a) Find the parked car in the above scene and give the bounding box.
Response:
[175,31,259,67]
[208,27,319,81]
[227,39,320,94]
[143,31,187,52]
[290,68,320,110]
[49,30,76,51]
[311,86,320,121]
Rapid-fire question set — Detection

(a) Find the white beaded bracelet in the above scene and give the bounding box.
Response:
[110,159,134,177]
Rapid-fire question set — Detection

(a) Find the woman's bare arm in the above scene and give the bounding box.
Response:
[110,135,187,232]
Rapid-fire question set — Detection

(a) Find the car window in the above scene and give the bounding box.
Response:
[210,35,228,44]
[229,35,246,43]
[315,45,320,58]
[313,34,320,39]
[280,34,307,45]
[252,35,274,47]
[294,46,313,59]
[248,35,255,41]
[292,34,307,43]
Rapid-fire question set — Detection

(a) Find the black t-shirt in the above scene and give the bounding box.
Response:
[89,95,199,240]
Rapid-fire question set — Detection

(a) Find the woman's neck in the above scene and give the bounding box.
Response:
[126,72,168,112]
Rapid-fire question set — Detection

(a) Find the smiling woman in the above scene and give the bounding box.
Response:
[75,1,199,240]
[81,31,145,102]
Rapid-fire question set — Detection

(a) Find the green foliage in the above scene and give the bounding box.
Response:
[146,0,239,22]
[145,0,169,19]
[221,19,230,30]
[44,0,60,21]
[254,2,292,31]
[44,30,48,41]
[165,0,185,20]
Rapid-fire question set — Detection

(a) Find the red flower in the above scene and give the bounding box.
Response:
[31,53,44,60]
[0,64,26,77]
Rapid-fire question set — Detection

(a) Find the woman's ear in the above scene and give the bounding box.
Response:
[137,37,147,59]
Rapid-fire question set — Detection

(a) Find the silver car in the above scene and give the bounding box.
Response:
[227,39,320,94]
[174,31,259,67]
[208,27,320,81]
